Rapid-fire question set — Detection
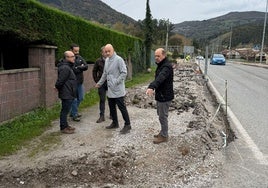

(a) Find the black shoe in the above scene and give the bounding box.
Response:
[120,125,131,134]
[72,116,80,122]
[96,116,105,123]
[70,113,82,118]
[106,122,119,129]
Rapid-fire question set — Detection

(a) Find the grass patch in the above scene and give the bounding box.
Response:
[0,105,60,157]
[27,132,61,158]
[126,69,155,88]
[0,69,155,157]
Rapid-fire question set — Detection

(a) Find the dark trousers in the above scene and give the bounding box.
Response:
[60,99,73,130]
[98,84,107,116]
[108,97,130,126]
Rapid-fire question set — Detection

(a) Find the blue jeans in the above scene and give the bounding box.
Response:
[157,101,171,137]
[60,99,73,130]
[70,84,84,117]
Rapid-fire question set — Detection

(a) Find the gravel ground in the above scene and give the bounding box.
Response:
[0,62,229,188]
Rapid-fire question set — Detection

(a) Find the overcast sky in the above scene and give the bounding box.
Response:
[101,0,266,23]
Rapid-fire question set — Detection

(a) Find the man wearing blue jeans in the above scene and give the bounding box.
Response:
[70,44,88,121]
[146,48,174,144]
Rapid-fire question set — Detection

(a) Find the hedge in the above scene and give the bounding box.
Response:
[0,0,146,73]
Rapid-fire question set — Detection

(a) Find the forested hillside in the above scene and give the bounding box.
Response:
[38,0,137,25]
[174,11,265,40]
[173,11,267,47]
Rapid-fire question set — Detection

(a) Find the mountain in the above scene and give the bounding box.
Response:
[36,1,267,48]
[173,11,265,41]
[37,0,137,25]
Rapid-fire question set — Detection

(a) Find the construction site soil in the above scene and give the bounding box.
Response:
[0,62,232,188]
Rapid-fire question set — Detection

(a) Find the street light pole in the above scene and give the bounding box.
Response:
[260,0,268,63]
[228,26,232,60]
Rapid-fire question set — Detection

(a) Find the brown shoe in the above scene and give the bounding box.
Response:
[61,127,75,134]
[96,116,105,123]
[154,133,161,138]
[67,126,75,131]
[153,135,168,144]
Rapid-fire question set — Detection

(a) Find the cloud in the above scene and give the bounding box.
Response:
[101,0,266,23]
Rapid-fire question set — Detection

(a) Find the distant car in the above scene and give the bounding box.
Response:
[210,54,226,65]
[196,56,204,60]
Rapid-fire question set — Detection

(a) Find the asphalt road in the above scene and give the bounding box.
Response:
[207,61,268,154]
[199,59,268,187]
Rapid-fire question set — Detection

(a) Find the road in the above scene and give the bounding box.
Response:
[199,59,268,187]
[206,61,268,154]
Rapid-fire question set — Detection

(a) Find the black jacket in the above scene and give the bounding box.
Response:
[148,57,174,102]
[92,57,105,83]
[55,60,77,100]
[73,55,88,84]
[92,56,107,89]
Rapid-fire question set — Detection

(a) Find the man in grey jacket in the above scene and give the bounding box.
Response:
[95,44,131,134]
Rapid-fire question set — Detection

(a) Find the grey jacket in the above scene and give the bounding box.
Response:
[97,52,127,98]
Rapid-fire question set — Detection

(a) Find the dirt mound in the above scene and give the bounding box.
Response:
[0,62,229,188]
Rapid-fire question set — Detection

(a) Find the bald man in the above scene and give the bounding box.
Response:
[146,48,174,144]
[55,51,77,134]
[95,44,131,134]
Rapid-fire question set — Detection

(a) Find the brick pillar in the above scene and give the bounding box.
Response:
[28,45,58,107]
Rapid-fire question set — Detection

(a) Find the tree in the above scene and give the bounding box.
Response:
[144,0,153,69]
[168,34,183,46]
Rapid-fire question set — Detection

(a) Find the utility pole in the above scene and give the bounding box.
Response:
[228,26,232,60]
[260,0,268,63]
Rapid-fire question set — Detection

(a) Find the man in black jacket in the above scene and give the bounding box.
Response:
[146,48,174,144]
[93,46,108,123]
[55,51,77,134]
[70,44,88,121]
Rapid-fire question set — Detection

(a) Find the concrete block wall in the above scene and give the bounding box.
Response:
[0,68,40,122]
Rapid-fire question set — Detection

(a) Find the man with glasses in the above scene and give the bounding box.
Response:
[55,51,77,134]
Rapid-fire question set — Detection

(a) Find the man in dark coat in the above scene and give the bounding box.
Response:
[146,48,174,144]
[55,51,77,134]
[93,46,109,123]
